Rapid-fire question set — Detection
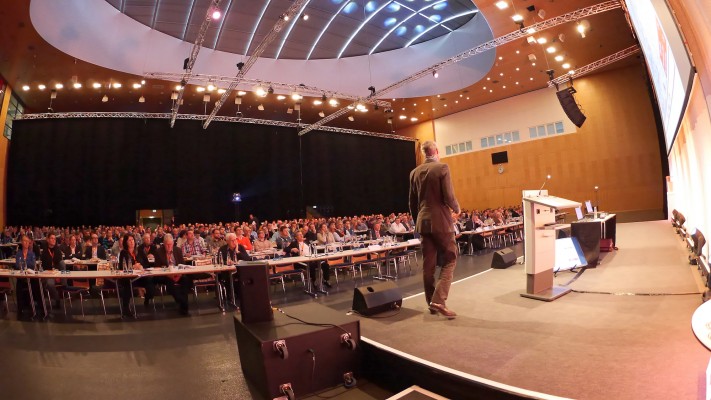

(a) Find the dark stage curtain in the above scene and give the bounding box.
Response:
[7,118,415,226]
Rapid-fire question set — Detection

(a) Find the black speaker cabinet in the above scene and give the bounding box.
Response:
[352,281,403,316]
[234,303,360,399]
[237,261,273,323]
[571,221,601,267]
[491,248,516,269]
[556,88,587,128]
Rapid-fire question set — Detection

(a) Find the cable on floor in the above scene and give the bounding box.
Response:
[570,289,703,296]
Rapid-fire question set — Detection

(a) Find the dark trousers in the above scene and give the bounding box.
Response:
[15,278,42,316]
[155,276,190,311]
[421,232,457,306]
[297,261,330,283]
[117,277,155,312]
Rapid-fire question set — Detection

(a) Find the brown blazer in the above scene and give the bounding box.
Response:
[409,159,460,233]
[153,245,185,267]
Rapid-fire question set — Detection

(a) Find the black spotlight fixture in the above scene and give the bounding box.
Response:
[236,62,245,71]
[183,57,190,70]
[368,86,376,96]
[267,86,274,94]
[321,93,327,102]
[180,79,187,87]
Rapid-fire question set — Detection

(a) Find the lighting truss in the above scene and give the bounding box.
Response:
[143,72,392,108]
[298,0,622,136]
[547,45,640,88]
[170,0,223,128]
[16,112,415,142]
[203,0,310,130]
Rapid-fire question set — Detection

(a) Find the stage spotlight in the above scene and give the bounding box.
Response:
[302,14,309,21]
[236,62,245,71]
[22,85,30,91]
[38,84,46,90]
[432,70,439,78]
[211,9,222,20]
[267,86,274,94]
[139,95,145,103]
[258,104,265,111]
[348,115,354,121]
[207,84,216,91]
[329,97,339,107]
[368,86,376,96]
[318,111,325,117]
[102,94,108,102]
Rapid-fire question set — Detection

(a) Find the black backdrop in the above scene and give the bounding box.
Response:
[7,118,415,226]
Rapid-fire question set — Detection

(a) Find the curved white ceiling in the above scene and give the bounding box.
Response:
[30,0,495,99]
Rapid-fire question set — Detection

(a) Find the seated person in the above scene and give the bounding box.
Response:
[61,234,83,260]
[388,217,407,234]
[317,223,335,245]
[117,234,155,314]
[285,231,331,288]
[205,228,225,255]
[274,226,292,250]
[181,229,205,257]
[14,235,41,318]
[235,229,253,252]
[252,230,272,252]
[329,222,344,243]
[369,221,388,240]
[136,233,157,269]
[153,234,191,315]
[40,233,67,309]
[84,233,108,260]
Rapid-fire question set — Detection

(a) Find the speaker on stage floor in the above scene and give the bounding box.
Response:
[556,88,586,128]
[237,261,273,323]
[491,248,516,269]
[352,281,403,316]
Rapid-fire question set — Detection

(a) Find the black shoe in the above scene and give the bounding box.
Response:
[322,280,332,288]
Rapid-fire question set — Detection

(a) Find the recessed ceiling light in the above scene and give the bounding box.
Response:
[555,55,564,62]
[495,1,508,10]
[139,95,145,103]
[526,27,536,34]
[141,80,146,85]
[503,86,506,89]
[211,9,222,20]
[413,103,417,106]
[73,82,82,89]
[38,84,46,90]
[217,88,226,94]
[527,36,536,44]
[411,117,418,122]
[483,87,486,90]
[425,98,429,102]
[314,99,322,105]
[546,46,556,53]
[515,82,519,85]
[92,82,102,89]
[402,107,405,110]
[532,62,536,66]
[569,70,576,74]
[498,56,503,60]
[516,67,520,71]
[113,83,122,89]
[277,95,286,100]
[562,63,571,69]
[516,50,520,54]
[237,91,247,96]
[55,83,63,89]
[489,90,493,93]
[133,83,142,89]
[257,104,265,111]
[500,73,504,76]
[455,100,458,104]
[399,115,407,119]
[466,97,469,100]
[444,104,448,107]
[530,77,534,80]
[512,14,523,22]
[196,87,205,92]
[537,37,547,44]
[22,85,30,91]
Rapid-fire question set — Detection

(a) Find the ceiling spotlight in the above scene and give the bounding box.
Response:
[55,83,64,89]
[527,36,536,44]
[237,91,247,96]
[207,84,216,92]
[38,84,46,90]
[537,37,547,44]
[218,88,226,94]
[236,62,245,71]
[512,14,523,22]
[175,84,183,91]
[528,54,537,61]
[329,97,339,107]
[537,9,546,19]
[433,70,439,78]
[410,117,418,122]
[577,23,587,38]
[267,86,274,94]
[318,111,325,117]
[302,14,309,21]
[399,115,407,120]
[559,33,566,42]
[277,95,286,100]
[141,80,146,85]
[133,83,142,89]
[495,1,508,10]
[139,95,145,103]
[73,82,82,89]
[348,115,354,122]
[211,9,222,20]
[22,85,30,91]
[102,94,108,102]
[92,82,102,89]
[113,83,122,89]
[526,27,536,34]
[356,103,366,111]
[555,55,564,62]
[196,86,206,92]
[291,92,302,100]
[258,104,265,111]
[281,14,289,21]
[171,91,178,100]
[546,69,555,80]
[562,63,571,69]
[569,70,575,75]
[546,46,556,53]
[203,94,210,103]
[313,99,322,105]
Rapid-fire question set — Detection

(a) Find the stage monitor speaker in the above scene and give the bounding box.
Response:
[556,88,586,128]
[491,248,516,269]
[352,281,402,316]
[237,261,273,323]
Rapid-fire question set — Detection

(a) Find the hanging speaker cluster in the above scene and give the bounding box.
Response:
[556,87,586,128]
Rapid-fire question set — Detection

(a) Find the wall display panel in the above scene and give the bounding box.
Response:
[7,119,414,226]
[625,0,695,153]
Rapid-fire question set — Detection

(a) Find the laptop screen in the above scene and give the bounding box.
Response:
[585,200,593,213]
[575,207,584,220]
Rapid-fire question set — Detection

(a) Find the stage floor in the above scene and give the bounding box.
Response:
[359,220,709,399]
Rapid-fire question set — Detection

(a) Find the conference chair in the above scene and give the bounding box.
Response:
[271,264,305,293]
[59,264,92,317]
[0,279,11,315]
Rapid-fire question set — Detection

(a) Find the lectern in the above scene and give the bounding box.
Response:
[521,190,581,301]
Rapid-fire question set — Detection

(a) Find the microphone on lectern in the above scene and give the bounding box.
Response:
[538,175,551,196]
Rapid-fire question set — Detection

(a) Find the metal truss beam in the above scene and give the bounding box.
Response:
[298,0,622,136]
[143,72,392,108]
[16,112,415,142]
[548,45,640,88]
[203,0,309,129]
[170,0,222,128]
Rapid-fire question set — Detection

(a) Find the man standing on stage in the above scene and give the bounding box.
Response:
[409,140,460,319]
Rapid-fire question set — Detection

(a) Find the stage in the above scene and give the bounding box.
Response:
[359,220,709,399]
[0,220,708,399]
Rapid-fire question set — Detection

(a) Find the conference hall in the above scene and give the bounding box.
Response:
[1,0,711,399]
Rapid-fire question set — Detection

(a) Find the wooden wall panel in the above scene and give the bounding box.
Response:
[429,62,664,214]
[0,87,10,228]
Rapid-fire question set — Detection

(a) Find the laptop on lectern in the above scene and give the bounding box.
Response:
[585,200,593,213]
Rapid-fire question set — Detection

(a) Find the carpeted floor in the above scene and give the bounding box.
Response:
[360,220,709,399]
